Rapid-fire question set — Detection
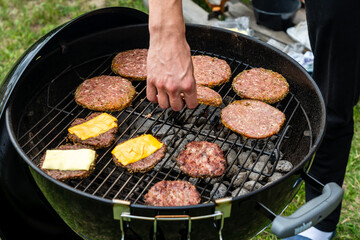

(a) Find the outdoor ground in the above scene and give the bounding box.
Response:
[0,0,359,239]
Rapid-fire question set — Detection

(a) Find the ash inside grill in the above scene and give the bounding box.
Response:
[17,50,311,205]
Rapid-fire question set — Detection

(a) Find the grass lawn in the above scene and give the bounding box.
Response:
[1,1,359,239]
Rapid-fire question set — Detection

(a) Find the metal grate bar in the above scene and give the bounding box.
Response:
[18,50,313,205]
[74,84,158,192]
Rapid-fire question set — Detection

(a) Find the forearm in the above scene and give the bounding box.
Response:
[148,0,186,43]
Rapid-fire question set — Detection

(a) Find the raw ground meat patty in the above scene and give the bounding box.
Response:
[112,144,167,173]
[74,75,136,112]
[176,141,226,178]
[144,180,201,206]
[39,144,96,181]
[111,48,148,80]
[221,99,286,139]
[196,85,223,107]
[192,55,231,87]
[68,112,117,149]
[232,68,289,104]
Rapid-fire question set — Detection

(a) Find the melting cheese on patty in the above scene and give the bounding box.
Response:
[112,134,163,166]
[42,149,96,171]
[68,113,118,140]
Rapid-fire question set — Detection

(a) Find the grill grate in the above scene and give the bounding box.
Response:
[17,50,312,205]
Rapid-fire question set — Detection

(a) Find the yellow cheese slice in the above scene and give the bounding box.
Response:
[68,113,118,140]
[42,149,96,171]
[111,134,163,166]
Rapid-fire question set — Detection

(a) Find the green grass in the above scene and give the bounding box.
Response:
[1,1,359,239]
[339,103,360,239]
[0,0,147,84]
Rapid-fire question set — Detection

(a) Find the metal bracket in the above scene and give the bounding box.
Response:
[113,199,131,240]
[113,199,131,221]
[215,197,232,219]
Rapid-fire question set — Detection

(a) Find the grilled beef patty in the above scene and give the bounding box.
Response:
[221,99,286,139]
[232,68,289,104]
[196,85,223,107]
[112,143,167,173]
[144,180,201,206]
[74,75,136,112]
[111,48,148,80]
[39,144,96,181]
[68,112,118,149]
[176,141,226,178]
[192,55,231,87]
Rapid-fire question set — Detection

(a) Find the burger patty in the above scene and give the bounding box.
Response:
[68,112,118,149]
[74,75,136,112]
[232,68,289,104]
[144,180,201,206]
[112,144,167,173]
[221,99,286,139]
[192,55,231,87]
[196,85,223,107]
[39,144,96,181]
[176,141,226,178]
[111,48,148,80]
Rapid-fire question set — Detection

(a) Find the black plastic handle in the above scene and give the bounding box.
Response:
[271,182,343,238]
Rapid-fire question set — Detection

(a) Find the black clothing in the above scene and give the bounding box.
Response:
[305,0,360,232]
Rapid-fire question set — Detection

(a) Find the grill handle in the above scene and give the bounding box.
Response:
[113,198,232,240]
[269,181,343,238]
[117,211,224,240]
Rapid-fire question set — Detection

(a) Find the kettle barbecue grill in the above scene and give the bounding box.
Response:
[0,7,343,240]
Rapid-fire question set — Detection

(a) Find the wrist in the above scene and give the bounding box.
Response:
[148,0,186,39]
[149,26,186,46]
[149,22,187,49]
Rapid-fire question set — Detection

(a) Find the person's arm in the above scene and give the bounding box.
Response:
[147,0,198,111]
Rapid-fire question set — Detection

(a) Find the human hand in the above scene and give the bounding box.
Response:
[146,36,198,111]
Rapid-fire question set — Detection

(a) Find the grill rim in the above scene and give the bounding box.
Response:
[3,24,325,211]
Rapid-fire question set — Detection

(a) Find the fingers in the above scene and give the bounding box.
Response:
[147,82,197,111]
[168,91,185,112]
[147,75,194,111]
[182,91,198,110]
[156,83,185,111]
[147,85,193,112]
[146,79,158,104]
[156,89,170,110]
[181,81,198,110]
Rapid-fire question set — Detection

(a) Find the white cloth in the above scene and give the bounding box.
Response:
[287,21,312,50]
[299,227,334,240]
